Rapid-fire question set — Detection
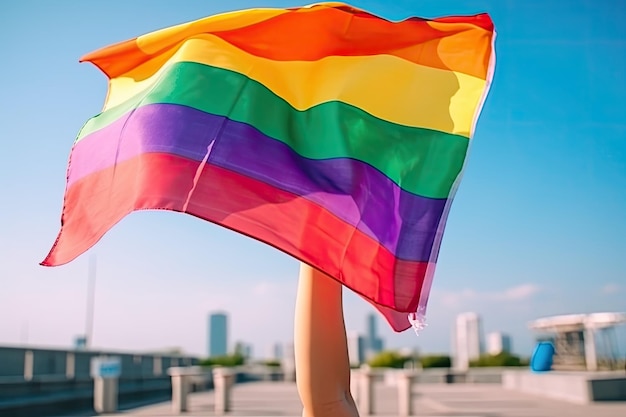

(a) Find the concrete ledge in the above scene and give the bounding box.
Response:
[0,377,173,417]
[355,367,505,386]
[590,376,626,401]
[503,370,626,404]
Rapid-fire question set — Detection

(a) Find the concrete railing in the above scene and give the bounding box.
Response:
[351,366,418,416]
[0,346,199,416]
[0,346,198,381]
[349,366,507,415]
[165,365,425,416]
[167,366,233,415]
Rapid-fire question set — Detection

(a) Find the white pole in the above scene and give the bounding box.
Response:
[584,326,597,371]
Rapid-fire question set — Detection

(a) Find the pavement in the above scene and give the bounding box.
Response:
[109,381,626,417]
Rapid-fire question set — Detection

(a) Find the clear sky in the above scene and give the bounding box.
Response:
[1,0,624,359]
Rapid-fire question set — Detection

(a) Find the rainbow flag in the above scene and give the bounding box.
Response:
[43,3,495,331]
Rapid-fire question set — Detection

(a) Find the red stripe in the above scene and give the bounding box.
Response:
[43,153,426,330]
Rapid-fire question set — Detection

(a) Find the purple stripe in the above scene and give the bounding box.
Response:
[69,104,446,261]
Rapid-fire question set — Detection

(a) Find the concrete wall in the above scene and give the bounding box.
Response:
[503,369,626,403]
[74,351,94,378]
[367,367,505,385]
[0,348,25,378]
[32,349,67,377]
[0,346,199,380]
[0,377,174,417]
[590,377,626,401]
[0,346,201,417]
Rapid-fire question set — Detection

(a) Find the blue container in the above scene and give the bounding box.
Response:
[530,341,555,372]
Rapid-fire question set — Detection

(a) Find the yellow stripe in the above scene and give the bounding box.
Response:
[108,35,486,137]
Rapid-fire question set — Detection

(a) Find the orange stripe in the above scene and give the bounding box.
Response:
[312,4,494,32]
[213,7,492,79]
[80,37,146,81]
[80,5,493,80]
[79,7,290,77]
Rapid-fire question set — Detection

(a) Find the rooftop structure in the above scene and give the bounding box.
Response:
[528,312,626,371]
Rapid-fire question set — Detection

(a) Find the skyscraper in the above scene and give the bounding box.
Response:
[487,332,512,355]
[453,312,483,370]
[347,331,366,366]
[365,313,384,360]
[272,343,283,360]
[282,342,296,382]
[208,312,228,357]
[234,341,253,359]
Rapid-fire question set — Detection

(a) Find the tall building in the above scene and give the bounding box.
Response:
[347,331,366,366]
[234,341,253,359]
[272,343,283,360]
[487,332,512,355]
[282,342,296,382]
[365,313,384,360]
[453,312,483,370]
[208,312,228,357]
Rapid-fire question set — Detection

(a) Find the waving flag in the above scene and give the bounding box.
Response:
[42,3,495,331]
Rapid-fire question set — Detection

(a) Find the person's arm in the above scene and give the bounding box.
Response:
[294,263,359,417]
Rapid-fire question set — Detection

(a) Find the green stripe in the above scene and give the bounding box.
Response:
[78,62,468,199]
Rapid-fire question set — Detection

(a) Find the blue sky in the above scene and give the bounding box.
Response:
[1,0,624,358]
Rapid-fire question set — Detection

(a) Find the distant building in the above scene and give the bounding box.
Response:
[528,312,626,371]
[272,343,283,360]
[487,332,512,355]
[234,341,253,359]
[282,342,296,382]
[74,336,87,350]
[347,331,366,366]
[365,313,384,360]
[208,312,228,357]
[453,312,483,370]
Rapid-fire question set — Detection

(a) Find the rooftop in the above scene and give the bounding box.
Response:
[110,380,626,417]
[529,312,626,332]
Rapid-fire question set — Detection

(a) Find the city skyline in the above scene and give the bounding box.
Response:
[1,0,625,359]
[3,305,626,361]
[347,313,385,365]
